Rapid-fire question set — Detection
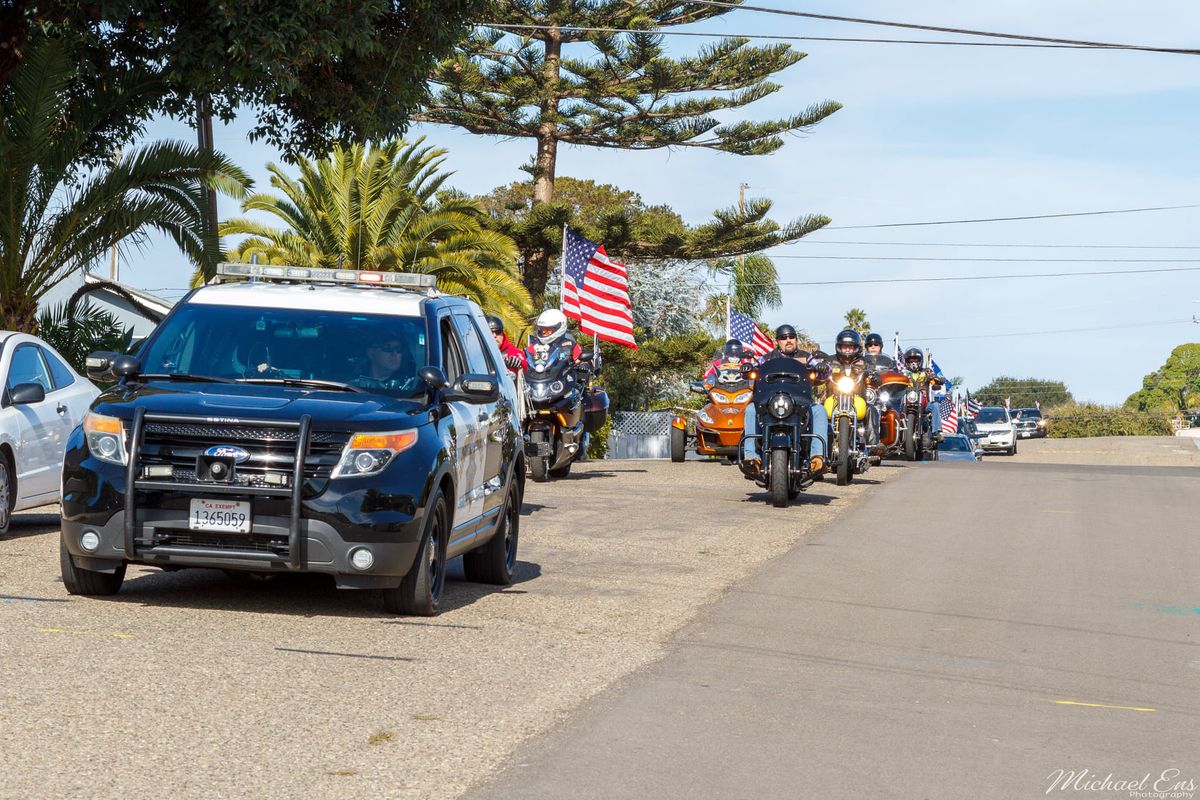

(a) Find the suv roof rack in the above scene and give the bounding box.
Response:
[213,262,437,291]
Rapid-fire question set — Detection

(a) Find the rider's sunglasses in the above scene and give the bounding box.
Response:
[372,343,404,354]
[778,334,797,341]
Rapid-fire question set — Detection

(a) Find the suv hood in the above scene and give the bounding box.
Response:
[93,380,429,430]
[974,421,1012,432]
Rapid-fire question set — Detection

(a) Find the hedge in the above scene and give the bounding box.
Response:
[1045,403,1175,438]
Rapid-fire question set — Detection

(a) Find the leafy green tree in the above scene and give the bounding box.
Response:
[973,376,1073,409]
[476,176,808,306]
[2,1,482,162]
[0,42,250,332]
[594,329,721,411]
[843,308,870,337]
[421,1,839,298]
[222,138,533,331]
[1125,343,1200,411]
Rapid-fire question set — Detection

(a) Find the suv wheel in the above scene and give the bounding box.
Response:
[463,479,520,585]
[0,455,11,537]
[384,489,448,616]
[59,535,126,595]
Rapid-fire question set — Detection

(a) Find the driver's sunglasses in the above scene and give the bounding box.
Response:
[373,343,404,354]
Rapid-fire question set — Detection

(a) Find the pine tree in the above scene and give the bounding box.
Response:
[417,1,841,298]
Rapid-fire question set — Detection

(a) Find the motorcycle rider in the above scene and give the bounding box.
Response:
[529,308,583,362]
[742,325,829,475]
[902,347,945,390]
[487,315,527,375]
[704,339,752,381]
[826,329,881,449]
[863,333,897,372]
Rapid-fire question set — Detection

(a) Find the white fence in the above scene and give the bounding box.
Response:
[606,410,676,459]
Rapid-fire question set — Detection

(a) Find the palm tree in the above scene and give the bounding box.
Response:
[843,308,871,337]
[0,41,251,332]
[221,139,533,331]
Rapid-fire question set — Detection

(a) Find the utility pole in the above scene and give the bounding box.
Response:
[108,149,122,281]
[733,182,749,335]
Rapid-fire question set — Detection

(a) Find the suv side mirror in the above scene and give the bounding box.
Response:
[445,373,499,404]
[419,366,448,390]
[110,355,140,377]
[9,382,46,405]
[85,351,117,380]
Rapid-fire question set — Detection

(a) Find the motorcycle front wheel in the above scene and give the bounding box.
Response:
[770,449,790,508]
[836,422,852,486]
[903,413,918,461]
[530,456,550,482]
[670,426,687,463]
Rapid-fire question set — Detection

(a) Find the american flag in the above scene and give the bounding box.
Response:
[561,228,637,350]
[966,391,982,417]
[940,397,959,434]
[729,309,774,357]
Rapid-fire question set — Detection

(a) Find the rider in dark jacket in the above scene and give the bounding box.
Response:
[863,332,897,372]
[742,324,828,473]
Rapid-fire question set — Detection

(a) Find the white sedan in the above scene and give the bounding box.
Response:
[0,333,99,535]
[973,406,1017,456]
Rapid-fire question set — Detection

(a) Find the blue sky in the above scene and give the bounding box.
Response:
[117,0,1200,404]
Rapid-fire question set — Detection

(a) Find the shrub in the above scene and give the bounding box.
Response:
[1045,403,1175,438]
[587,416,612,460]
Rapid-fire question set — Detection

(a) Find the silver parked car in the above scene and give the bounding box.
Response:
[0,333,99,534]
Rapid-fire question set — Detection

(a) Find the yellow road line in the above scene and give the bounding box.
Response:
[1054,700,1156,712]
[38,627,134,639]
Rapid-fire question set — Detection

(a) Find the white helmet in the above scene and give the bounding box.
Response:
[534,309,568,344]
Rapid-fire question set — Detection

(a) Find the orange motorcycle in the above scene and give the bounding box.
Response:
[670,364,755,461]
[874,370,913,459]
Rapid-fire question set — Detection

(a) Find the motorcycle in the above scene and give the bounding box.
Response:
[874,371,913,459]
[823,363,872,486]
[900,372,941,461]
[522,340,608,481]
[670,363,755,462]
[738,358,822,508]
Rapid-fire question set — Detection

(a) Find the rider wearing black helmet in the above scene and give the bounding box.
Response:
[834,329,864,365]
[767,324,814,363]
[903,346,945,388]
[863,332,897,371]
[487,315,526,374]
[704,338,751,380]
[826,329,882,451]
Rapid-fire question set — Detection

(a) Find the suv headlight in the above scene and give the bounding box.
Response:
[84,412,127,465]
[332,430,418,478]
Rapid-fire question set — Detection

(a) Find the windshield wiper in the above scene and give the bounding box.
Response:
[238,377,366,393]
[136,373,236,384]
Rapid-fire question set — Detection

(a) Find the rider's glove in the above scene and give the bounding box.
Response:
[504,354,524,369]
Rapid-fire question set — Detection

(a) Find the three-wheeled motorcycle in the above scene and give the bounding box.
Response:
[670,363,755,462]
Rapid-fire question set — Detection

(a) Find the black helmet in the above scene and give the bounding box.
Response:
[903,347,924,370]
[774,324,798,341]
[722,339,746,361]
[486,315,503,334]
[864,332,884,348]
[834,329,862,363]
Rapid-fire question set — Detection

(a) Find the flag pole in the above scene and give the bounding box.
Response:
[725,294,731,342]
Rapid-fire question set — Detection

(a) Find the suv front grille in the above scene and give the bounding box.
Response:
[134,422,349,486]
[154,531,286,554]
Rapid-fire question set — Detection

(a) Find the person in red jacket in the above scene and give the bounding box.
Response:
[487,316,526,374]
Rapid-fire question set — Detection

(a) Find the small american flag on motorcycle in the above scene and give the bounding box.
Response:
[729,309,774,357]
[940,397,959,434]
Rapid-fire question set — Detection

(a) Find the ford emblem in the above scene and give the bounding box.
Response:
[204,445,250,463]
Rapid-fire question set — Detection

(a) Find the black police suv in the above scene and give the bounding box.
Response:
[60,264,524,616]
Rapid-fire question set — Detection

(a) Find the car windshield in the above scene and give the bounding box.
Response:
[975,408,1009,424]
[938,436,971,452]
[1017,408,1041,419]
[138,304,428,398]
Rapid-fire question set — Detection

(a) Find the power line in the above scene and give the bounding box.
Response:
[823,204,1200,230]
[685,1,1200,56]
[792,240,1200,250]
[771,255,1200,263]
[763,265,1200,286]
[476,23,1110,49]
[920,319,1192,341]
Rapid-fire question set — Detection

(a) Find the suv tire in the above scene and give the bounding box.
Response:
[463,479,520,585]
[60,535,126,595]
[384,489,448,616]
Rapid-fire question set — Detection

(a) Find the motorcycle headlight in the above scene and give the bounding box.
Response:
[732,391,753,405]
[332,430,418,478]
[769,392,795,419]
[836,376,856,394]
[879,390,891,403]
[84,412,127,465]
[865,388,878,404]
[696,409,714,425]
[906,389,919,402]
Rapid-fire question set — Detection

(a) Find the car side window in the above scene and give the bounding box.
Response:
[440,318,467,384]
[41,347,76,391]
[7,344,52,393]
[451,312,497,377]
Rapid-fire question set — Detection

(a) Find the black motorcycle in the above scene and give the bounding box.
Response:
[522,340,608,481]
[900,375,940,461]
[738,358,821,509]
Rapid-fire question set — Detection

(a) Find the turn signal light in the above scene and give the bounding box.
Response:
[810,456,824,473]
[84,414,122,435]
[347,432,417,450]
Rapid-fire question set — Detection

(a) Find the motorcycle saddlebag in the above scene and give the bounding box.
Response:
[582,387,610,434]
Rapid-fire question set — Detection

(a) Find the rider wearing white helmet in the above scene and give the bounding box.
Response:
[530,308,582,360]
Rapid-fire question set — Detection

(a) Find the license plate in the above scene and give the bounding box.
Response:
[188,499,251,533]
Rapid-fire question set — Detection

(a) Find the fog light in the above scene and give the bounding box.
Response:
[80,530,101,552]
[349,547,374,572]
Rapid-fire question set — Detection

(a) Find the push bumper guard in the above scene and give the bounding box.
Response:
[123,408,313,569]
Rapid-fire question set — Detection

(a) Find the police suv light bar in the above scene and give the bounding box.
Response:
[215,262,437,290]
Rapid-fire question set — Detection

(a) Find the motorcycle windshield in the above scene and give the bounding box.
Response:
[753,359,814,404]
[879,381,911,411]
[525,344,570,379]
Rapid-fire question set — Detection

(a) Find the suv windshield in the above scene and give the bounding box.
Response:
[139,304,428,398]
[975,408,1009,424]
[938,436,971,452]
[1017,408,1041,419]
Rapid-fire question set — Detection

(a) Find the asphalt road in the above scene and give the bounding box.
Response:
[0,457,891,800]
[473,451,1200,799]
